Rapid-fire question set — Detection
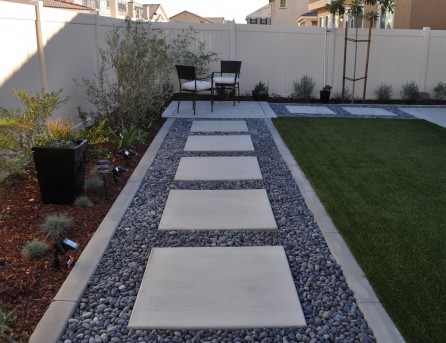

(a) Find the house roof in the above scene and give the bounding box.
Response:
[170,10,223,23]
[246,4,271,19]
[300,11,318,17]
[205,17,225,24]
[147,4,160,18]
[2,0,94,12]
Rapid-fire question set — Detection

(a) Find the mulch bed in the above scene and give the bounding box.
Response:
[0,119,163,341]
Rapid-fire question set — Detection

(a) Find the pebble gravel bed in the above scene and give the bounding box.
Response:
[270,103,416,119]
[59,119,376,343]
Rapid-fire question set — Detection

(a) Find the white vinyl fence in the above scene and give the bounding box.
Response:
[1,1,446,124]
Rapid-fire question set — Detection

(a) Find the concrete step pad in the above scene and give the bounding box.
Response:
[128,246,306,329]
[342,107,394,116]
[285,105,335,115]
[191,120,248,132]
[184,135,254,152]
[158,189,277,231]
[174,156,262,181]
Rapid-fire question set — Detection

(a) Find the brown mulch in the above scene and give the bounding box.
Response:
[0,120,163,341]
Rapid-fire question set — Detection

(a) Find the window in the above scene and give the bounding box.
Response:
[250,18,257,24]
[280,0,286,8]
[379,6,394,29]
[260,18,267,25]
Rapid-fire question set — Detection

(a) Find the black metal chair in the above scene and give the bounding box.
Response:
[175,65,213,115]
[212,60,242,106]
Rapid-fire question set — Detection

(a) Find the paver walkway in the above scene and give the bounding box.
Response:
[32,102,411,343]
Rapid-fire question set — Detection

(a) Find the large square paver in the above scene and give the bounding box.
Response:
[158,189,277,231]
[184,135,254,152]
[342,107,394,116]
[174,156,262,181]
[285,105,335,115]
[398,107,446,128]
[128,246,306,329]
[191,120,248,132]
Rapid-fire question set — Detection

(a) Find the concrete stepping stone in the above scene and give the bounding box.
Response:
[158,189,277,231]
[128,246,306,329]
[342,107,394,116]
[191,120,248,132]
[184,135,254,152]
[285,105,335,115]
[174,156,262,181]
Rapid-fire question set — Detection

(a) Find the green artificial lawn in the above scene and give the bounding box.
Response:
[274,117,446,343]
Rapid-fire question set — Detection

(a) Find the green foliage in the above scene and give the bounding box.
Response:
[0,89,68,175]
[321,85,332,91]
[110,123,148,149]
[0,306,17,343]
[87,146,113,162]
[252,81,269,95]
[433,82,446,100]
[332,87,352,101]
[21,239,49,259]
[293,75,315,100]
[73,195,93,208]
[400,81,419,103]
[170,29,219,78]
[374,83,393,102]
[40,214,71,239]
[85,176,103,192]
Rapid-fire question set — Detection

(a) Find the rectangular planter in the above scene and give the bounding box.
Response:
[32,140,88,205]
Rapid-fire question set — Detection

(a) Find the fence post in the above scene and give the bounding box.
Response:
[33,0,48,91]
[229,21,236,60]
[419,27,431,92]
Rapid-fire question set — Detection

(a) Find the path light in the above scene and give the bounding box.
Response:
[97,159,110,199]
[112,166,128,183]
[0,259,5,278]
[123,148,138,166]
[53,238,79,269]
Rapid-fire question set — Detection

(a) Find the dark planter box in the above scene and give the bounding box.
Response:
[32,140,88,205]
[320,90,331,103]
[252,92,269,101]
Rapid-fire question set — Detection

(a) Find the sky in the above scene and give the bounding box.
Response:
[140,0,269,23]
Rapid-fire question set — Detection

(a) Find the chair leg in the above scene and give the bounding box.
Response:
[211,87,214,112]
[193,92,196,115]
[177,91,181,113]
[237,84,240,103]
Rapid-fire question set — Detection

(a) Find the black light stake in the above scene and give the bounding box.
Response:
[123,148,138,166]
[53,238,79,269]
[112,166,128,183]
[97,159,110,199]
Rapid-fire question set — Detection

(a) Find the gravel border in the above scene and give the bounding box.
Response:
[59,119,377,343]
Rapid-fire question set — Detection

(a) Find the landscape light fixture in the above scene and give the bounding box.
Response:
[97,159,111,199]
[0,259,5,278]
[53,238,79,269]
[112,166,128,182]
[123,148,138,166]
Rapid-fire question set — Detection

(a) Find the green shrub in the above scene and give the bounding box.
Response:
[110,123,148,149]
[294,75,315,100]
[85,176,103,192]
[0,306,16,343]
[400,81,419,103]
[21,239,49,259]
[433,82,446,100]
[73,195,93,208]
[0,89,68,175]
[332,87,353,101]
[40,214,71,239]
[374,83,393,102]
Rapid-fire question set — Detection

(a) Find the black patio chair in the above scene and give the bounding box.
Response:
[212,60,242,106]
[175,65,213,115]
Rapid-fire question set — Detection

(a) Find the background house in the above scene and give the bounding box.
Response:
[143,4,169,22]
[246,4,271,25]
[169,10,224,24]
[4,0,94,12]
[307,0,446,30]
[269,0,309,25]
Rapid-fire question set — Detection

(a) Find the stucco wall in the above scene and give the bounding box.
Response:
[272,0,309,25]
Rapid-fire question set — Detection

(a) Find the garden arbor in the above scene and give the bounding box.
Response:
[327,0,395,102]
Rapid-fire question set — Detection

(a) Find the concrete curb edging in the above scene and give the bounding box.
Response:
[30,118,176,343]
[264,118,405,343]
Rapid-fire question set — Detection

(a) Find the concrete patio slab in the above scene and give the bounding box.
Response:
[342,107,394,116]
[162,101,277,118]
[190,120,248,132]
[174,156,262,181]
[184,135,254,152]
[285,105,335,115]
[398,107,446,128]
[158,189,277,231]
[128,246,306,329]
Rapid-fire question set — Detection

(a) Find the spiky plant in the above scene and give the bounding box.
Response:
[374,83,393,102]
[21,239,49,259]
[85,176,103,192]
[40,214,71,239]
[73,195,93,208]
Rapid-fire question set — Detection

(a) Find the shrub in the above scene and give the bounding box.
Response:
[252,81,269,95]
[400,81,419,103]
[374,83,393,102]
[0,89,68,175]
[47,115,76,141]
[40,214,71,239]
[0,306,16,343]
[73,195,93,208]
[433,82,446,100]
[294,75,315,100]
[85,176,103,192]
[332,87,353,101]
[21,239,49,259]
[110,123,148,149]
